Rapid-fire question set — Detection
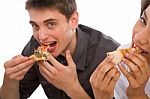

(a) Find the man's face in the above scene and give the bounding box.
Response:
[28,8,78,57]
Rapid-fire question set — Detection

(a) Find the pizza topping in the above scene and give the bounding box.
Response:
[30,45,51,61]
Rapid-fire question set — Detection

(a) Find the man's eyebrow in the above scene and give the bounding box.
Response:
[29,18,58,24]
[43,18,57,23]
[29,21,36,24]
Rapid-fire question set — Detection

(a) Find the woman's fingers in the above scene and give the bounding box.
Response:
[108,70,120,90]
[118,63,138,86]
[96,63,114,82]
[90,55,114,82]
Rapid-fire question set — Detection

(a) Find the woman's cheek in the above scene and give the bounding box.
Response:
[132,21,141,35]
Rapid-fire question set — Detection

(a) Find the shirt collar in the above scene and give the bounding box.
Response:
[73,27,88,71]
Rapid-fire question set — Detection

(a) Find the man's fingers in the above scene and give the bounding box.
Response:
[66,50,76,68]
[5,58,34,76]
[4,55,30,68]
[8,64,32,80]
[47,53,62,68]
[38,61,57,76]
[39,64,54,80]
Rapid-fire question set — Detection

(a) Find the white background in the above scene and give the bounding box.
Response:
[0,0,140,98]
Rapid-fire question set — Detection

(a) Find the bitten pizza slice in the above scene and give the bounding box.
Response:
[107,46,143,64]
[30,45,51,61]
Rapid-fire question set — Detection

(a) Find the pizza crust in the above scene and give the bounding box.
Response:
[107,50,124,64]
[107,47,142,64]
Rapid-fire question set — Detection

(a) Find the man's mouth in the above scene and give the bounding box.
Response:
[47,41,57,53]
[49,41,57,47]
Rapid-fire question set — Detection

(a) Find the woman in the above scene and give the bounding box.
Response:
[90,0,150,99]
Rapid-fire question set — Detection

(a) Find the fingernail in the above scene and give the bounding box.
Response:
[66,50,71,55]
[129,48,135,54]
[66,50,69,53]
[108,54,114,60]
[125,53,130,58]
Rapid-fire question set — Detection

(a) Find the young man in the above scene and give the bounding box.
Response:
[0,0,119,99]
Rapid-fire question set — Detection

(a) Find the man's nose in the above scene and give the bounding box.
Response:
[38,28,49,43]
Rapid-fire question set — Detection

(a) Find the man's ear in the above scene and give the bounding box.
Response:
[69,11,79,29]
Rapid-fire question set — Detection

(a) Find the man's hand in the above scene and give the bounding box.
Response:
[4,55,35,81]
[38,50,90,99]
[1,55,35,99]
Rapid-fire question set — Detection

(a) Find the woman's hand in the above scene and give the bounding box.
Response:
[119,51,149,99]
[90,55,120,99]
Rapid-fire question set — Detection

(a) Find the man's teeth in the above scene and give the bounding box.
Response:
[49,41,57,47]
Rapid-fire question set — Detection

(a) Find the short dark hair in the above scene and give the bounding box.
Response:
[25,0,77,21]
[141,0,150,15]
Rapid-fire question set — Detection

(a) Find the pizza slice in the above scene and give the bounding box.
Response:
[107,46,143,64]
[30,45,51,61]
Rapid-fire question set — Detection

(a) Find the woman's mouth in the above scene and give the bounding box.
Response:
[132,44,148,54]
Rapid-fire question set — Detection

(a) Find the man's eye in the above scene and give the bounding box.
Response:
[47,23,56,29]
[140,17,147,25]
[31,24,39,31]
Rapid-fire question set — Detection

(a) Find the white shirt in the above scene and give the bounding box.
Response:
[114,44,150,99]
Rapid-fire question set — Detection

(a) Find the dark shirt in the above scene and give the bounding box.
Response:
[20,24,120,99]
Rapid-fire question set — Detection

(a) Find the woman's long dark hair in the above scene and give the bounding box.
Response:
[141,0,150,15]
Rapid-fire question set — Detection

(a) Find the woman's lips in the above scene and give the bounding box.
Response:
[133,44,148,54]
